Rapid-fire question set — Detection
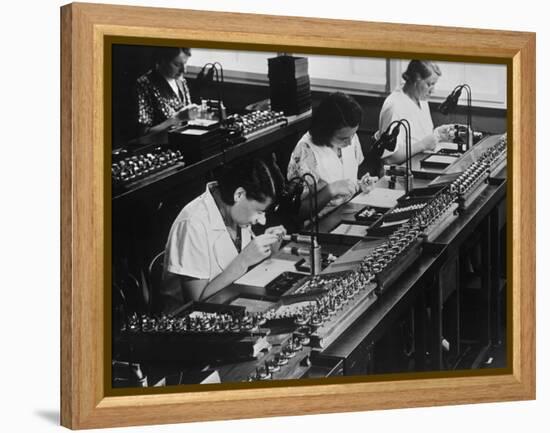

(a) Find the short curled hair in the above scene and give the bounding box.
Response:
[152,46,192,66]
[309,92,363,146]
[216,158,282,206]
[401,60,441,84]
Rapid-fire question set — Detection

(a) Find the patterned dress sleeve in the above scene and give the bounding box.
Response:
[136,76,154,128]
[287,140,326,194]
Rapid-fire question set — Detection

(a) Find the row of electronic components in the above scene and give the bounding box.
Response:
[298,273,376,334]
[123,311,266,334]
[359,224,421,277]
[409,190,456,230]
[112,149,184,184]
[387,202,427,215]
[265,272,374,328]
[224,110,286,136]
[358,188,455,275]
[449,135,507,196]
[449,162,490,196]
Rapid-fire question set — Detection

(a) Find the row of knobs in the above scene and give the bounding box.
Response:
[112,149,184,184]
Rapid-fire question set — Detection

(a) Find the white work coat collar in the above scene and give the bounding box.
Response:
[203,182,254,252]
[203,182,228,232]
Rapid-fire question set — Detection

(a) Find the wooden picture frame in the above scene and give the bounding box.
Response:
[60,2,535,429]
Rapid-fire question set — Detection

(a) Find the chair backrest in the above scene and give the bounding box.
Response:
[113,257,150,315]
[147,251,165,311]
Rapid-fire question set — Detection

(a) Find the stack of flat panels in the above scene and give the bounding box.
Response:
[268,56,312,116]
[168,126,224,164]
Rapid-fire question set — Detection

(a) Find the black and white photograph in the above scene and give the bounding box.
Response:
[3,0,547,431]
[111,44,508,388]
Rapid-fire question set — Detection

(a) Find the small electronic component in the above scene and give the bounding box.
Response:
[355,205,387,223]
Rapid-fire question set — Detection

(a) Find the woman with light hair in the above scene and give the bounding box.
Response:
[378,60,456,164]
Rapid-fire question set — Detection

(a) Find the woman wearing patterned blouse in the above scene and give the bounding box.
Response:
[287,92,372,218]
[135,47,199,136]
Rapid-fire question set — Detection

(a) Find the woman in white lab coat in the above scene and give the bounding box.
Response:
[161,158,286,311]
[378,60,455,164]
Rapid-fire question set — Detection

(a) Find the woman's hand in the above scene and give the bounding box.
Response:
[264,225,287,241]
[264,225,287,253]
[359,173,379,193]
[434,124,456,143]
[175,103,200,121]
[164,104,200,130]
[328,179,360,198]
[239,233,279,267]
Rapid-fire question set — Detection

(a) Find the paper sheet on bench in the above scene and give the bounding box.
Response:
[350,188,404,207]
[235,258,297,287]
[330,223,369,237]
[424,154,458,165]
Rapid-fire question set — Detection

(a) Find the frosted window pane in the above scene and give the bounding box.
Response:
[307,54,386,85]
[187,48,275,75]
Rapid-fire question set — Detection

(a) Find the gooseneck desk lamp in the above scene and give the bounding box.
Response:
[439,84,473,151]
[372,119,412,194]
[284,173,322,276]
[196,62,226,120]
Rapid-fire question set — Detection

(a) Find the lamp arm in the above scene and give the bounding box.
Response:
[385,120,402,135]
[211,62,224,106]
[213,62,225,85]
[198,62,214,79]
[301,172,319,240]
[289,173,319,275]
[462,84,472,150]
[399,119,412,194]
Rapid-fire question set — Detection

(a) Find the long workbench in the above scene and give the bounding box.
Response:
[114,134,507,386]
